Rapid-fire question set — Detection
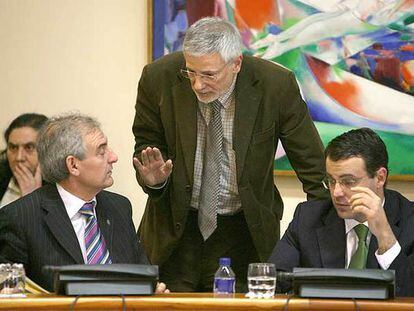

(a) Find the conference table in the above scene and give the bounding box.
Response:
[1,293,414,310]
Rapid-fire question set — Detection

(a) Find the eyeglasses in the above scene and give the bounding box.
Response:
[323,176,364,190]
[180,61,231,82]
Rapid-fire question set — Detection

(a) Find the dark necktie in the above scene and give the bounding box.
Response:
[198,100,223,240]
[348,224,369,269]
[79,202,112,264]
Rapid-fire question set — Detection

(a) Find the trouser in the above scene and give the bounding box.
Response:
[160,210,259,292]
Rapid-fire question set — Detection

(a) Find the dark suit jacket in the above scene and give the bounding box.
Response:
[0,184,149,291]
[269,189,414,296]
[133,52,328,265]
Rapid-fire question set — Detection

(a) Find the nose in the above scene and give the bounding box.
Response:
[108,148,118,164]
[331,182,345,198]
[191,75,205,91]
[16,147,26,162]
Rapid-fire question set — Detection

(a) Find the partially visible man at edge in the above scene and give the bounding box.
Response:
[0,113,168,293]
[0,113,48,208]
[133,17,328,292]
[270,128,414,296]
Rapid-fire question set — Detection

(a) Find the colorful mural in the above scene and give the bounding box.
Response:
[152,0,414,178]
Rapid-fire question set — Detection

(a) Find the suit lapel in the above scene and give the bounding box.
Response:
[317,207,346,268]
[233,63,262,182]
[95,194,114,258]
[42,185,84,264]
[173,76,198,185]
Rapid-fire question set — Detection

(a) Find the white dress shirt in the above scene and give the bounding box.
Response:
[0,178,21,209]
[344,201,401,270]
[56,183,97,263]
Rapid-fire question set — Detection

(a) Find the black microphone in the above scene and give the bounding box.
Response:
[276,271,294,282]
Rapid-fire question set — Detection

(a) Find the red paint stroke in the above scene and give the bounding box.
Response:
[186,0,225,26]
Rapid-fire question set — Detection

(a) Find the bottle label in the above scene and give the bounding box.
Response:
[214,278,235,294]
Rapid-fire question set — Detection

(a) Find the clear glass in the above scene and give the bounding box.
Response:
[0,263,26,298]
[246,263,276,299]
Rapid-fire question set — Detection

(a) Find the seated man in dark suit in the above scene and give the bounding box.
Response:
[270,128,414,296]
[0,113,48,208]
[0,113,168,293]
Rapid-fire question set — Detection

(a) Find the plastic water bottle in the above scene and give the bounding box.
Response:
[213,257,235,297]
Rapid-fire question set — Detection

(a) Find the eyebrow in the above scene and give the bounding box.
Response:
[185,67,218,75]
[328,173,357,179]
[8,142,36,148]
[96,142,108,151]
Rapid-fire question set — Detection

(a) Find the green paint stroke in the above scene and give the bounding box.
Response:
[275,122,414,175]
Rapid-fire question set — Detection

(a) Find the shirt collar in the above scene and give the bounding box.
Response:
[8,178,21,195]
[56,183,96,220]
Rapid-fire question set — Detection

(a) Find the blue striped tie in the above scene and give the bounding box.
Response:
[79,202,112,264]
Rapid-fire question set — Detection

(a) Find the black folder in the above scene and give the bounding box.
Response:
[49,264,158,296]
[291,268,395,299]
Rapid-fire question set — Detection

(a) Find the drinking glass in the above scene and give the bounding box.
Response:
[0,263,26,297]
[247,263,276,298]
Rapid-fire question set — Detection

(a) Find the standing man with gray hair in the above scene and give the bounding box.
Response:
[133,17,328,292]
[0,113,168,293]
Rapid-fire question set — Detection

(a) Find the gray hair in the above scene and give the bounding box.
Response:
[37,113,101,183]
[183,17,243,62]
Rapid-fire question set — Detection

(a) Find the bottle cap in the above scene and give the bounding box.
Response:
[219,257,231,266]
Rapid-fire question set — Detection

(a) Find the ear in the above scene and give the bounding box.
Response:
[66,155,80,177]
[233,55,243,73]
[375,167,388,188]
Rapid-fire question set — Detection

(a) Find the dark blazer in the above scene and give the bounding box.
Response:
[133,52,328,265]
[0,184,149,291]
[269,189,414,296]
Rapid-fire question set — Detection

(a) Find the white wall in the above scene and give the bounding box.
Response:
[0,0,413,233]
[0,0,149,226]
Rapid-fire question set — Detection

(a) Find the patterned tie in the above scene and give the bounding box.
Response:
[349,224,369,269]
[79,202,112,264]
[198,100,223,240]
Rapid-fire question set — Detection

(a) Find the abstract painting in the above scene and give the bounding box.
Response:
[151,0,414,179]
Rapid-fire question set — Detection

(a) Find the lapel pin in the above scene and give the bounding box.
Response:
[107,219,111,226]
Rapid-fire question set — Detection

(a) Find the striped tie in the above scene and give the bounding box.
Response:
[79,202,112,264]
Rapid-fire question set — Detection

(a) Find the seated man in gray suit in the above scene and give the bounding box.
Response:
[0,113,168,293]
[270,128,414,296]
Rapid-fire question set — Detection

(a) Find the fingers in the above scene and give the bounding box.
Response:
[140,147,163,166]
[162,159,173,175]
[349,187,384,221]
[349,187,380,207]
[350,186,376,198]
[134,148,173,186]
[133,157,143,170]
[34,165,42,186]
[13,163,40,195]
[13,163,32,183]
[155,282,169,294]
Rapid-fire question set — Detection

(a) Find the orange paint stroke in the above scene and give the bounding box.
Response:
[235,0,279,30]
[322,80,361,115]
[402,60,414,86]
